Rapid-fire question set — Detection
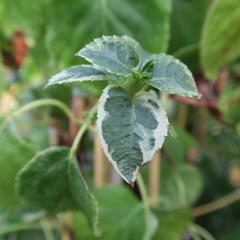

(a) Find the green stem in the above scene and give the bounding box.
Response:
[41,220,56,240]
[2,99,78,129]
[69,104,98,158]
[192,189,240,217]
[0,221,58,236]
[137,174,151,227]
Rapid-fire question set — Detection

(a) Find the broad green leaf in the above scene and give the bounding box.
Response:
[2,0,171,73]
[16,147,98,230]
[143,54,200,97]
[153,208,191,240]
[170,0,207,53]
[71,184,146,240]
[76,36,142,76]
[160,163,203,208]
[97,86,169,183]
[46,65,111,87]
[165,124,198,165]
[0,125,36,210]
[201,0,240,80]
[169,0,208,72]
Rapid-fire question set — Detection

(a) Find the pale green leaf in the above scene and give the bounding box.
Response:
[71,184,146,240]
[160,163,203,208]
[46,65,110,87]
[76,36,141,76]
[16,147,98,230]
[153,208,191,240]
[97,86,169,183]
[143,54,200,97]
[0,125,36,210]
[201,0,240,80]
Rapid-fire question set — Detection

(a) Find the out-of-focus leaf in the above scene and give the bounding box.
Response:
[170,0,207,52]
[165,124,198,164]
[16,147,98,230]
[0,125,36,209]
[201,0,240,80]
[160,163,203,208]
[71,184,145,240]
[153,208,191,240]
[2,0,171,74]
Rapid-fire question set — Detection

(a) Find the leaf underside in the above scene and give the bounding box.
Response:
[16,147,98,230]
[97,85,169,183]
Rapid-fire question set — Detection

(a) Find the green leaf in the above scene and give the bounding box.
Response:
[97,86,169,183]
[16,147,98,230]
[46,65,111,87]
[201,0,240,80]
[143,54,200,97]
[160,163,203,208]
[71,184,146,240]
[76,36,142,76]
[0,125,36,210]
[153,208,191,240]
[165,124,198,165]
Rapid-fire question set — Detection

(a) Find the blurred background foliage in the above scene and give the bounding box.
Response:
[0,0,240,239]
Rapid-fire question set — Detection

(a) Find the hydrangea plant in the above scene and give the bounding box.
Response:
[47,35,200,184]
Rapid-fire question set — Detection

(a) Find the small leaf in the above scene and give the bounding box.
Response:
[143,54,200,97]
[76,36,142,76]
[46,65,110,87]
[97,86,169,183]
[201,0,240,80]
[0,125,36,209]
[16,147,98,230]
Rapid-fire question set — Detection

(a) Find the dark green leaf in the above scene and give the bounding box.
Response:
[16,147,98,230]
[144,54,200,97]
[97,86,169,183]
[201,0,240,79]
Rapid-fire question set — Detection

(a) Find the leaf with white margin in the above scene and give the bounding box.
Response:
[46,64,111,87]
[97,85,169,183]
[76,36,142,76]
[143,54,200,97]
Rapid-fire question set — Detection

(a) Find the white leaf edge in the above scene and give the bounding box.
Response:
[46,64,107,87]
[97,85,169,183]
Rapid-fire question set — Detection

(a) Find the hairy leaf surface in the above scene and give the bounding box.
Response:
[16,147,98,230]
[97,86,168,183]
[201,0,240,79]
[144,54,199,97]
[76,36,142,76]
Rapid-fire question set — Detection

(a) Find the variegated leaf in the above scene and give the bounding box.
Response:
[76,36,142,76]
[143,54,200,97]
[97,86,169,183]
[46,64,109,87]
